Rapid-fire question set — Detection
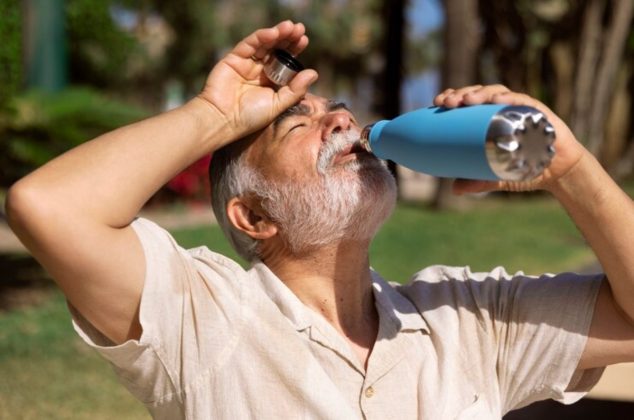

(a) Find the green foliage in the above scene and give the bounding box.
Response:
[66,0,139,87]
[407,28,442,74]
[213,0,384,95]
[0,0,23,108]
[147,0,222,95]
[300,2,382,56]
[0,87,148,187]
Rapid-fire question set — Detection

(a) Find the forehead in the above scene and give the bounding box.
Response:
[243,94,352,175]
[273,95,352,132]
[251,94,351,145]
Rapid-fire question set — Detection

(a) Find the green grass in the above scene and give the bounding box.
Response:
[173,195,595,280]
[371,197,594,281]
[0,291,149,419]
[0,195,598,418]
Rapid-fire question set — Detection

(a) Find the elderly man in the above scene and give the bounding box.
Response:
[6,21,634,419]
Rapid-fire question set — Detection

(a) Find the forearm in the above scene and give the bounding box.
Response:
[549,151,634,321]
[8,98,231,229]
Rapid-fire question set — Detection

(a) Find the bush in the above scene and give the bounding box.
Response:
[0,87,148,187]
[0,0,22,108]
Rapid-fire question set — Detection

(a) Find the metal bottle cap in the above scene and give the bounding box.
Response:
[263,49,304,87]
[485,106,556,181]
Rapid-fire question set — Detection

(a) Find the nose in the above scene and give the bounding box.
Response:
[321,112,353,141]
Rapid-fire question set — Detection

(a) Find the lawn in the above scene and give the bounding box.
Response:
[0,195,599,418]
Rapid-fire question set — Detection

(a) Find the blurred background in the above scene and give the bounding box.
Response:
[0,0,633,418]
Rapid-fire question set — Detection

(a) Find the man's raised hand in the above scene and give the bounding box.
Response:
[199,21,318,143]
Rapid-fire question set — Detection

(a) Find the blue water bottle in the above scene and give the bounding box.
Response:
[359,105,556,181]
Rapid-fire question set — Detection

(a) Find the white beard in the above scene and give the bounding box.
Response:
[256,130,397,255]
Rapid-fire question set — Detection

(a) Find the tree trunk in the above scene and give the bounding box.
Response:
[614,140,634,179]
[378,0,406,187]
[570,0,605,143]
[478,0,527,92]
[549,41,575,121]
[586,1,634,156]
[603,64,631,173]
[432,0,480,210]
[441,0,480,87]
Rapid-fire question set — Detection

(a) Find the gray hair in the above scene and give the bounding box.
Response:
[209,139,261,261]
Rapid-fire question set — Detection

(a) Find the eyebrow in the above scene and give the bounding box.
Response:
[272,100,352,137]
[273,103,311,134]
[326,100,351,113]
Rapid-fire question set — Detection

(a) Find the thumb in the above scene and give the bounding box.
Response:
[275,69,319,110]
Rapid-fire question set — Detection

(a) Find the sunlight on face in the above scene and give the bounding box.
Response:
[255,129,397,255]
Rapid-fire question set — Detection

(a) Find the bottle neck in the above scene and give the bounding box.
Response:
[359,123,375,152]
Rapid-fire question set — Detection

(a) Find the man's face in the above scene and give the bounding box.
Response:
[248,94,370,182]
[243,93,397,255]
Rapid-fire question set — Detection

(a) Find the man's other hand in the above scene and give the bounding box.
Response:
[433,84,587,195]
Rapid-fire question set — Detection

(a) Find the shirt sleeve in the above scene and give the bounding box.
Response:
[69,217,246,406]
[404,265,604,413]
[463,267,604,411]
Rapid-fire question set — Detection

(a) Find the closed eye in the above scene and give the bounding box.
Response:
[288,123,307,134]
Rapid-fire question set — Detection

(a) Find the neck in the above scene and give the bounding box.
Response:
[263,239,378,353]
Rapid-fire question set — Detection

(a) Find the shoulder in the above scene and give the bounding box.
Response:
[393,265,537,335]
[395,264,602,332]
[130,217,252,309]
[396,264,515,305]
[132,217,247,276]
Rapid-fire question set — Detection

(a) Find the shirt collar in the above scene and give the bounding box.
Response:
[251,261,430,334]
[251,261,312,331]
[371,271,430,334]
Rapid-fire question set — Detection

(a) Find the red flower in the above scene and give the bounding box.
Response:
[167,155,211,201]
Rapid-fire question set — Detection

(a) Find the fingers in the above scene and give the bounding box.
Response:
[434,84,509,107]
[434,85,482,106]
[433,84,559,118]
[286,34,309,57]
[233,21,308,61]
[274,69,319,111]
[452,178,541,195]
[279,23,309,56]
[485,91,558,120]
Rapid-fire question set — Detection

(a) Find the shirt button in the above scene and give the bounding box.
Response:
[365,386,375,398]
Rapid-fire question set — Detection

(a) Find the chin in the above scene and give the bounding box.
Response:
[261,158,397,256]
[344,161,397,241]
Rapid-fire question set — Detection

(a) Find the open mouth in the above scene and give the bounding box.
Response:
[332,142,370,165]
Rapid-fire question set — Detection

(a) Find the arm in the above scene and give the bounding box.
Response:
[548,152,634,369]
[434,85,634,369]
[5,21,317,344]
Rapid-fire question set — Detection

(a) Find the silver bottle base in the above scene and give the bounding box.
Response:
[485,106,556,181]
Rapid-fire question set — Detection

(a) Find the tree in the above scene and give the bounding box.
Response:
[432,0,480,209]
[374,0,406,185]
[570,0,634,159]
[66,0,139,91]
[479,0,634,178]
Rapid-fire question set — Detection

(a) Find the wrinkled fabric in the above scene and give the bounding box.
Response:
[71,218,604,419]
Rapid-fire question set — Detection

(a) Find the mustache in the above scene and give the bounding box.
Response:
[316,130,363,172]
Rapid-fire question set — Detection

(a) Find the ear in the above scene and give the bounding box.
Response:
[226,197,278,240]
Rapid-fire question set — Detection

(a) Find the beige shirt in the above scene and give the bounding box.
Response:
[71,218,604,419]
